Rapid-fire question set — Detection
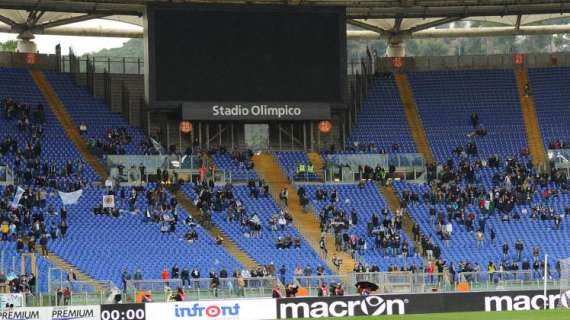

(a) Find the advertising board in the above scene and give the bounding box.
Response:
[101,303,146,320]
[0,305,99,320]
[276,289,561,318]
[146,298,276,320]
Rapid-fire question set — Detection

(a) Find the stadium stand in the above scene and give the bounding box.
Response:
[302,181,424,271]
[44,72,147,156]
[181,183,331,283]
[3,60,570,298]
[47,185,244,287]
[408,69,527,162]
[348,76,416,154]
[212,152,257,181]
[274,151,319,181]
[528,67,570,151]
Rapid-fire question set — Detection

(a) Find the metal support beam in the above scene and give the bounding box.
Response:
[407,16,464,33]
[0,14,16,27]
[347,19,388,37]
[393,17,403,32]
[0,1,569,19]
[36,13,109,30]
[515,14,522,31]
[33,11,46,25]
[348,24,570,39]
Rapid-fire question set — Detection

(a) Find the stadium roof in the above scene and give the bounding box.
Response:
[1,1,570,39]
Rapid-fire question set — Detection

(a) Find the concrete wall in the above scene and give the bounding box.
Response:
[377,52,570,73]
[0,52,59,71]
[72,72,145,128]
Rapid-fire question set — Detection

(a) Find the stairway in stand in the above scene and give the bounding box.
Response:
[307,152,325,179]
[394,73,435,164]
[514,68,547,168]
[175,190,258,270]
[252,154,357,274]
[31,69,258,287]
[377,183,426,260]
[30,70,108,179]
[30,70,110,290]
[42,251,106,290]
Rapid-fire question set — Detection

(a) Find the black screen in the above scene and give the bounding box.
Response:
[149,5,345,103]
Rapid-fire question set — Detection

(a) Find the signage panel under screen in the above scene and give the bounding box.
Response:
[181,102,331,120]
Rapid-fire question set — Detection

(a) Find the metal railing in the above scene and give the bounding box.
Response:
[61,56,143,75]
[13,269,563,307]
[126,277,278,302]
[293,270,560,297]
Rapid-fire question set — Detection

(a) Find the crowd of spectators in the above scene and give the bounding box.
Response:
[308,186,411,263]
[87,127,132,156]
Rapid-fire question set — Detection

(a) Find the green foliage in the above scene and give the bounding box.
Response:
[0,40,17,52]
[84,38,143,58]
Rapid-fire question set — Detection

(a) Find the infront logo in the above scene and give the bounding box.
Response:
[278,296,406,318]
[174,303,240,318]
[484,293,560,311]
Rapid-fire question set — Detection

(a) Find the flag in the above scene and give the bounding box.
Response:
[58,189,83,205]
[150,137,162,155]
[103,195,115,208]
[10,187,24,209]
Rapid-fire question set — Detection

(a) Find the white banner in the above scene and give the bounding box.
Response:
[10,187,24,209]
[58,189,83,206]
[103,195,115,208]
[146,298,276,320]
[0,307,47,320]
[48,305,100,320]
[0,294,24,308]
[0,305,100,320]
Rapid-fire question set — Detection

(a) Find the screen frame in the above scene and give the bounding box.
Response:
[144,3,347,115]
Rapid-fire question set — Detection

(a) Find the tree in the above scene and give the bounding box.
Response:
[85,38,143,58]
[0,40,17,52]
[405,38,450,56]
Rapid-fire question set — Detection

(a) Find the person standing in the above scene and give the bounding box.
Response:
[63,287,71,305]
[319,237,328,258]
[181,267,190,288]
[470,112,479,129]
[121,268,131,292]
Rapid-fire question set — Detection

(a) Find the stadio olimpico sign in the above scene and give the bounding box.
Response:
[181,102,331,121]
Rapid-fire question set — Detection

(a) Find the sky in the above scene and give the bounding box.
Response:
[0,18,140,55]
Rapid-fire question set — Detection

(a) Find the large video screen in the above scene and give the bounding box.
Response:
[146,5,346,106]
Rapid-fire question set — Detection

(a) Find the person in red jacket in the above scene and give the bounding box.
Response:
[161,267,171,287]
[272,285,281,298]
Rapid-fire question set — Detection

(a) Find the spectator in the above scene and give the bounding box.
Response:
[63,287,71,305]
[121,269,131,292]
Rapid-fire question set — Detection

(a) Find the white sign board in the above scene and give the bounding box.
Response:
[146,298,276,320]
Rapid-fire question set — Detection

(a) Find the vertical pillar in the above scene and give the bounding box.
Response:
[198,122,203,148]
[278,123,282,150]
[386,36,406,57]
[218,123,222,146]
[310,121,314,151]
[317,125,321,151]
[178,125,182,154]
[231,123,235,150]
[206,123,210,150]
[303,122,307,151]
[166,122,170,151]
[290,123,294,150]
